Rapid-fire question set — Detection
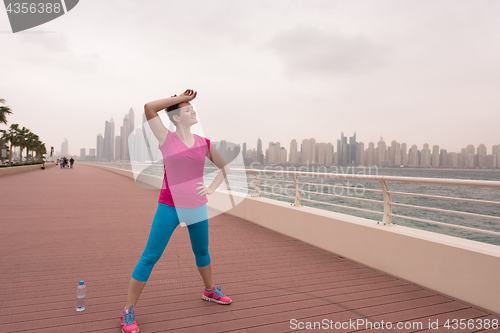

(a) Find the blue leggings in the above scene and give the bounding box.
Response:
[132,202,210,282]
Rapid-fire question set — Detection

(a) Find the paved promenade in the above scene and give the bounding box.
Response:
[0,164,498,332]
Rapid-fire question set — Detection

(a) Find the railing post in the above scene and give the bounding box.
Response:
[251,171,260,197]
[292,174,302,206]
[379,180,393,225]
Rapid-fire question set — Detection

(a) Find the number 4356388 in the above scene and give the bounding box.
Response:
[6,2,62,14]
[443,318,498,330]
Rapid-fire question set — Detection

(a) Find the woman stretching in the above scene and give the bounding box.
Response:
[121,89,232,333]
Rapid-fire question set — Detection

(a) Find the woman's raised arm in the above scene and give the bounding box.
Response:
[144,89,197,145]
[144,89,197,120]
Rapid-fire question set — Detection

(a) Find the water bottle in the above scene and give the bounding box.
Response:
[76,281,86,311]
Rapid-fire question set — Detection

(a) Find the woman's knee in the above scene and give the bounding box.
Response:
[139,252,162,267]
[195,252,211,267]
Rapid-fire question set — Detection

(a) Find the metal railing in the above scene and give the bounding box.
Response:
[83,162,500,238]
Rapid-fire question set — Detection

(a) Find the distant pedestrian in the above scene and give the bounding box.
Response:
[59,158,63,169]
[70,157,74,169]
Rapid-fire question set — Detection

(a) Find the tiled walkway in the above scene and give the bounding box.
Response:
[0,165,498,332]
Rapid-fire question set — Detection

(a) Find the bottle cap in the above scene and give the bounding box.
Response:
[79,281,84,285]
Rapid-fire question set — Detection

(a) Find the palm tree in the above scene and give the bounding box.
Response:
[30,135,40,161]
[16,126,29,163]
[34,141,47,162]
[32,140,41,162]
[0,130,8,161]
[25,132,39,163]
[1,124,19,164]
[0,99,13,125]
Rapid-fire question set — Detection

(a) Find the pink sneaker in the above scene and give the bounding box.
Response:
[121,305,140,333]
[202,285,232,304]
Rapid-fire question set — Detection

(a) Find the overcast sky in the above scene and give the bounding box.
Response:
[1,0,499,155]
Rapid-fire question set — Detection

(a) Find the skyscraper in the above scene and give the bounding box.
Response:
[337,132,348,165]
[289,139,298,165]
[409,145,419,167]
[349,132,358,165]
[432,145,440,167]
[401,143,408,166]
[448,152,458,167]
[301,138,316,164]
[493,144,500,168]
[357,142,365,166]
[390,140,397,165]
[220,140,227,161]
[421,143,431,167]
[316,142,326,165]
[96,133,103,160]
[120,108,135,161]
[394,142,402,166]
[226,144,240,163]
[440,149,448,167]
[477,144,487,167]
[103,118,115,161]
[108,117,115,160]
[325,143,333,166]
[390,140,402,166]
[268,142,280,164]
[377,137,386,166]
[366,142,375,166]
[115,135,122,160]
[461,144,475,168]
[61,137,68,156]
[335,132,358,166]
[257,138,263,164]
[280,147,287,163]
[120,116,128,160]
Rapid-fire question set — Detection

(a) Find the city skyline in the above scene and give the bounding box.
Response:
[50,123,500,159]
[62,108,500,169]
[54,106,499,160]
[244,133,500,169]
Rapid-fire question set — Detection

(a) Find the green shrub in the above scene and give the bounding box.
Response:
[0,162,44,167]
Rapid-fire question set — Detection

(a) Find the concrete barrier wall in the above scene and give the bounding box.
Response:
[86,163,500,314]
[0,162,56,177]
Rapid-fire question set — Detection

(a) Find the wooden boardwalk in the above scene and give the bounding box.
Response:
[0,164,498,333]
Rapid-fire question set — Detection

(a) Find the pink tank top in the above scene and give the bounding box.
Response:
[158,131,211,208]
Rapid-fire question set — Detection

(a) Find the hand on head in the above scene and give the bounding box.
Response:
[180,89,197,102]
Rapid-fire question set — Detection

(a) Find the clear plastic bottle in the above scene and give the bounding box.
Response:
[76,281,86,311]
